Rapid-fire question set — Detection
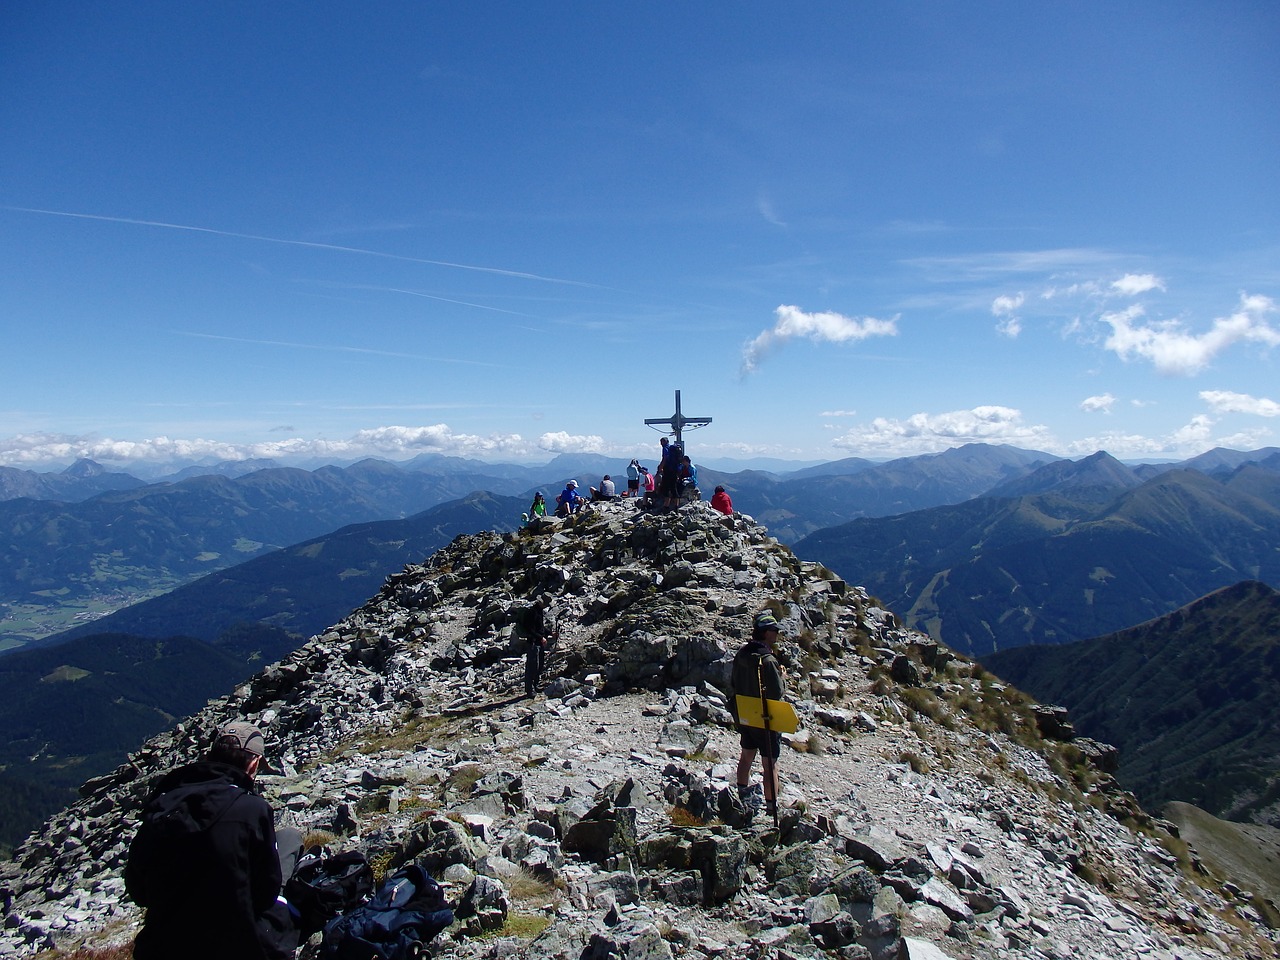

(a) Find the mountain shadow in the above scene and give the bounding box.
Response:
[0,462,531,651]
[984,581,1280,826]
[0,631,253,853]
[48,491,525,646]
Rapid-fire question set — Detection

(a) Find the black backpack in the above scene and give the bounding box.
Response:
[320,862,454,960]
[284,848,376,940]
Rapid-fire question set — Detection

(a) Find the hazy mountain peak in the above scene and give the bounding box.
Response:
[982,449,1139,502]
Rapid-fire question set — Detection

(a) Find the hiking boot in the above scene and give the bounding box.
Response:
[737,783,763,813]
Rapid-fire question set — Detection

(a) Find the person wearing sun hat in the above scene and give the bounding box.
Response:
[126,720,301,960]
[731,610,787,818]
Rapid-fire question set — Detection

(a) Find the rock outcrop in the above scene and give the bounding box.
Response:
[1,501,1275,959]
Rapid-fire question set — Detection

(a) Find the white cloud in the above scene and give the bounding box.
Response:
[992,293,1024,315]
[348,425,528,456]
[1080,393,1117,413]
[1042,281,1102,300]
[995,317,1022,338]
[741,305,898,374]
[1215,428,1274,449]
[537,431,606,454]
[819,410,858,417]
[1110,273,1165,296]
[757,193,787,228]
[1200,390,1280,417]
[831,406,1055,456]
[1060,414,1250,459]
[1100,293,1280,375]
[1060,432,1170,458]
[0,426,535,468]
[990,293,1024,338]
[1169,414,1216,447]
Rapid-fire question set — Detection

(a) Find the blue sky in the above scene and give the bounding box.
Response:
[2,2,1278,470]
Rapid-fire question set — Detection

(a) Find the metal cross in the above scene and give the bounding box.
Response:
[644,390,712,449]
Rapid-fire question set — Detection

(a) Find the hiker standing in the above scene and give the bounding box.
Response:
[731,611,786,817]
[659,439,683,509]
[523,597,552,697]
[125,721,303,960]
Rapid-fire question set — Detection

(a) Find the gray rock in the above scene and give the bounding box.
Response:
[457,874,509,933]
[899,937,958,960]
[581,917,673,960]
[690,832,748,905]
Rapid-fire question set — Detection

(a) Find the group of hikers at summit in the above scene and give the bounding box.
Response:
[524,437,734,521]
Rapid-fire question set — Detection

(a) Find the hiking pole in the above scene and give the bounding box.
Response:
[758,659,779,829]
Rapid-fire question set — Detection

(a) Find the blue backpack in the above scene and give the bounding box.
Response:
[320,863,454,959]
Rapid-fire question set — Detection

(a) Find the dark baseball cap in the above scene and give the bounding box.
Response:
[217,721,266,757]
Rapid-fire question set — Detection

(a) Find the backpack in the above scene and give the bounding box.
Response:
[285,848,375,940]
[320,862,454,960]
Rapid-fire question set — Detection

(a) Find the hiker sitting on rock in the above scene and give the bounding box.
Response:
[125,721,303,960]
[710,485,733,515]
[731,611,786,818]
[640,465,655,501]
[678,455,698,498]
[590,475,616,501]
[555,479,585,516]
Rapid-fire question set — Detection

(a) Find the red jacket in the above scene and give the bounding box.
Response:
[710,491,733,515]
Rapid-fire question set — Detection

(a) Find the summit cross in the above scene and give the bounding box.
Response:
[644,390,712,449]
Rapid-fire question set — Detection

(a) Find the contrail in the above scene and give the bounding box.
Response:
[181,331,504,367]
[316,281,536,317]
[3,205,598,287]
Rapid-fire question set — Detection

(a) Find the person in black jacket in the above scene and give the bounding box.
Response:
[523,596,552,697]
[731,610,786,817]
[125,721,301,960]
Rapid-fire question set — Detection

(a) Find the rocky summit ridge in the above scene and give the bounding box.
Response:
[1,501,1275,959]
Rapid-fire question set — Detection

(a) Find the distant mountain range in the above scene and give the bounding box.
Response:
[0,458,148,502]
[701,443,1060,543]
[51,491,525,645]
[1,444,1058,649]
[0,491,523,851]
[795,450,1280,656]
[8,443,1278,653]
[984,581,1280,827]
[0,458,586,650]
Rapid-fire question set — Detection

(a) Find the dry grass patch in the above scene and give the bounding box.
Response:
[35,948,133,960]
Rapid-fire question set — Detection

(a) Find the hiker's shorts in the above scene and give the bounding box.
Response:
[738,727,781,760]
